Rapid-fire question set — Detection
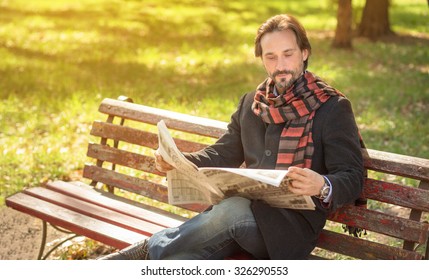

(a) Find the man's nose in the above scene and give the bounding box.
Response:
[276,56,287,71]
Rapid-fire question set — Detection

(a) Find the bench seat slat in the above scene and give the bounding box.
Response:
[328,205,429,243]
[317,229,423,260]
[364,178,429,212]
[99,98,227,138]
[45,180,186,227]
[23,187,167,235]
[6,193,145,249]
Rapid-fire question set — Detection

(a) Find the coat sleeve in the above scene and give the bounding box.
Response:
[321,97,365,210]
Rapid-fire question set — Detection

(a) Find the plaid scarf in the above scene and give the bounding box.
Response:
[252,71,368,237]
[252,71,344,169]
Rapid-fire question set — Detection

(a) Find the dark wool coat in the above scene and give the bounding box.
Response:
[185,90,364,259]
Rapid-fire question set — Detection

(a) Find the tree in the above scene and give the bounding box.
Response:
[332,0,353,49]
[357,0,393,40]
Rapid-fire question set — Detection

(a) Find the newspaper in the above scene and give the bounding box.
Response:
[157,120,315,210]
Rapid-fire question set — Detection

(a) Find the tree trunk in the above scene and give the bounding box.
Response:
[358,0,393,40]
[332,0,353,49]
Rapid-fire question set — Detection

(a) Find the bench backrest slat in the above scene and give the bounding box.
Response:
[83,165,168,203]
[87,144,156,174]
[329,205,429,243]
[364,149,429,181]
[317,230,424,260]
[98,98,227,138]
[83,164,204,213]
[364,178,429,212]
[91,121,159,148]
[90,121,208,153]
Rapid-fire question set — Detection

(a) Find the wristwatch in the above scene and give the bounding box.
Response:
[316,177,330,200]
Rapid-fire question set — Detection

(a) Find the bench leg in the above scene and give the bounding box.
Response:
[37,221,80,260]
[98,239,149,260]
[37,221,48,260]
[425,230,429,260]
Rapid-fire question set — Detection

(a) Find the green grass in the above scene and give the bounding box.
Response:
[1,0,428,205]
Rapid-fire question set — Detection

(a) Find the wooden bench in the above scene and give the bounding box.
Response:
[6,96,429,260]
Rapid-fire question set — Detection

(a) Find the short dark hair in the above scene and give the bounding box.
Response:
[254,14,312,69]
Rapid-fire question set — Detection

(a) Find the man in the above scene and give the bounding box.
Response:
[100,14,364,260]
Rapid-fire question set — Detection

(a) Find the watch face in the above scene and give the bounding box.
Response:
[321,185,330,198]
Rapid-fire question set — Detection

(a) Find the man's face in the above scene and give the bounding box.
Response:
[260,29,309,94]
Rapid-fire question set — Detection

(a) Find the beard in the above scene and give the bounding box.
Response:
[272,70,298,90]
[269,59,305,94]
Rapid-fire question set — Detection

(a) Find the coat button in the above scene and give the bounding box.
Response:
[265,150,272,156]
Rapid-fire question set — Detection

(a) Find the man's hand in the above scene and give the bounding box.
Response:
[286,166,325,196]
[154,149,174,174]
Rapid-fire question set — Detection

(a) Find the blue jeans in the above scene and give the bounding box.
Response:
[147,196,269,259]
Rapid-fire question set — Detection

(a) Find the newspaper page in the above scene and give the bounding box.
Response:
[157,120,315,210]
[198,168,315,209]
[157,120,224,205]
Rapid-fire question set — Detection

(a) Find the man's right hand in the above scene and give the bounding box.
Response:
[154,149,174,174]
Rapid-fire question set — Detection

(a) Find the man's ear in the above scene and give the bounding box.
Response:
[302,49,309,62]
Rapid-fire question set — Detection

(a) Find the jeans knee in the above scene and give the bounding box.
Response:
[218,196,251,215]
[211,196,253,225]
[221,196,250,208]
